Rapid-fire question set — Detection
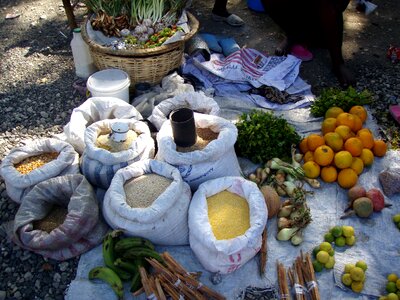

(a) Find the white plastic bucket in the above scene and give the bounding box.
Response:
[87,69,131,102]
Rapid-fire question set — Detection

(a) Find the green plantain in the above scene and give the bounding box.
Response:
[88,266,124,299]
[114,237,155,253]
[122,248,164,264]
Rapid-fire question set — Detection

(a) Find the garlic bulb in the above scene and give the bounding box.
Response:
[142,18,153,27]
[134,24,147,34]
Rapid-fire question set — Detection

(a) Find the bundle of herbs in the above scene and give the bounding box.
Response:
[235,110,301,164]
[310,86,373,117]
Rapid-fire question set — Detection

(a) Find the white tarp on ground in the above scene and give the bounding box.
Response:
[66,102,400,300]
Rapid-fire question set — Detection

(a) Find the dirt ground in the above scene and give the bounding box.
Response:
[190,0,400,94]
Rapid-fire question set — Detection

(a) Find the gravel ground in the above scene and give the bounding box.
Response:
[0,0,399,299]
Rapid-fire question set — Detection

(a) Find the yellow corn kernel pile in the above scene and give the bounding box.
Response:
[14,152,59,174]
[207,190,250,240]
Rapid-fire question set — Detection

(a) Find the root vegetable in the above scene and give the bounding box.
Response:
[366,188,392,212]
[278,205,293,218]
[260,185,281,219]
[278,217,292,230]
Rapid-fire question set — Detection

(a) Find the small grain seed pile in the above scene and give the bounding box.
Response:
[14,152,59,174]
[176,127,219,152]
[124,174,173,208]
[96,130,138,152]
[207,190,250,240]
[32,205,68,233]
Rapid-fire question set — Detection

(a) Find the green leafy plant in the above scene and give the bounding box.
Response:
[310,86,373,117]
[235,110,301,164]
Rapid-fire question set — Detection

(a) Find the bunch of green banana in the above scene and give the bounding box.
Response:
[88,230,162,297]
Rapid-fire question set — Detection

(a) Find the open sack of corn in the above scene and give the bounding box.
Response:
[84,0,192,49]
[103,159,191,245]
[188,176,267,274]
[81,119,155,189]
[10,174,109,260]
[0,138,80,203]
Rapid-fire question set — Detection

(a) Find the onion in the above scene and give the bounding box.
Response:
[278,205,293,218]
[277,227,299,241]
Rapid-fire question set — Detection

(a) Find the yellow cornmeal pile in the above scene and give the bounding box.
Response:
[96,130,138,152]
[32,205,68,233]
[124,174,173,208]
[207,190,250,240]
[14,152,59,174]
[176,127,219,152]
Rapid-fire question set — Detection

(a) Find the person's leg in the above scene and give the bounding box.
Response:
[212,0,245,26]
[318,0,355,86]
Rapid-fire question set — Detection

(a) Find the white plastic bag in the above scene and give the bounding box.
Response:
[58,97,142,154]
[156,112,241,190]
[188,176,267,274]
[81,119,155,189]
[12,174,109,261]
[103,159,191,245]
[147,91,220,130]
[0,138,80,203]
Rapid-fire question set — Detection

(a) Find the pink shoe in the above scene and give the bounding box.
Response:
[290,45,313,61]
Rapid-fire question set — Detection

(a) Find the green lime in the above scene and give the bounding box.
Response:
[387,293,399,300]
[379,296,388,300]
[342,225,355,238]
[345,235,356,246]
[331,226,343,238]
[328,248,335,256]
[316,250,330,264]
[396,278,400,289]
[350,267,365,282]
[335,236,346,247]
[319,241,332,252]
[355,260,368,272]
[312,260,324,272]
[342,273,352,286]
[324,232,335,243]
[386,282,397,293]
[393,214,400,223]
[312,246,320,258]
[324,256,335,269]
[344,263,355,274]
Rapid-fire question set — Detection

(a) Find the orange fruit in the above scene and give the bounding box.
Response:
[314,145,335,166]
[349,105,368,123]
[344,137,364,157]
[324,132,344,152]
[357,130,374,149]
[307,134,325,152]
[334,151,353,169]
[336,113,356,131]
[372,140,387,157]
[302,161,321,179]
[321,118,337,135]
[321,166,338,183]
[352,115,363,133]
[337,168,358,189]
[335,125,354,141]
[357,128,373,136]
[325,107,344,119]
[359,148,374,166]
[303,151,315,162]
[350,157,364,175]
[299,137,309,154]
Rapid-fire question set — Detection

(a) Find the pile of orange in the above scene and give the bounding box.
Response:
[299,106,387,189]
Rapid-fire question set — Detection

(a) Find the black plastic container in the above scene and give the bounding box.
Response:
[170,108,197,147]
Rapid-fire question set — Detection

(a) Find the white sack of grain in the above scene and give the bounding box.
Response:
[81,119,155,189]
[188,176,267,274]
[103,159,191,245]
[156,112,241,190]
[0,138,80,203]
[58,97,142,154]
[12,174,109,261]
[147,91,220,131]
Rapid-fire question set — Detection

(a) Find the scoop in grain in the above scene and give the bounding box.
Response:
[96,129,138,152]
[176,127,219,153]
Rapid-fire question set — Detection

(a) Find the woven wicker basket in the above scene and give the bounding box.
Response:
[81,12,199,86]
